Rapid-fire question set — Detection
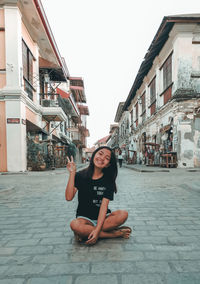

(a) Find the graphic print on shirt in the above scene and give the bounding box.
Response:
[92,185,106,207]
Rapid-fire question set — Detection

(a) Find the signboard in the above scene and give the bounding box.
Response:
[7,118,20,124]
[160,124,171,133]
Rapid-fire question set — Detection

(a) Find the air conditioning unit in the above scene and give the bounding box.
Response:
[42,99,58,107]
[42,99,51,107]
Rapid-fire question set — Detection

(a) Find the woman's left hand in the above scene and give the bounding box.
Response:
[85,228,100,245]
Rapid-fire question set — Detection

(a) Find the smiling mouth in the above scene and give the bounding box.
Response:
[96,159,104,165]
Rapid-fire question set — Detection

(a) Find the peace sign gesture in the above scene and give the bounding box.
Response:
[66,156,76,174]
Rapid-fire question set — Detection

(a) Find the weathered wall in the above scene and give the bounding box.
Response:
[194,116,200,167]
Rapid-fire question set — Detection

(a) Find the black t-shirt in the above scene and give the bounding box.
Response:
[74,170,114,220]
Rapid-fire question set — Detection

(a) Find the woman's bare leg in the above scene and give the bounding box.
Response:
[70,210,131,241]
[70,218,129,240]
[101,210,129,232]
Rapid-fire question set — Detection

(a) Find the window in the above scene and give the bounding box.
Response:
[163,54,172,90]
[130,110,133,125]
[135,103,138,120]
[60,122,63,132]
[22,40,33,85]
[141,92,146,113]
[22,40,34,99]
[135,103,138,127]
[149,77,156,105]
[141,92,146,122]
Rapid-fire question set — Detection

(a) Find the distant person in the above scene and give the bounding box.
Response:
[65,146,131,245]
[118,150,123,168]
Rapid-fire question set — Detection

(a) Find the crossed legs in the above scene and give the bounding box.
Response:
[70,210,131,242]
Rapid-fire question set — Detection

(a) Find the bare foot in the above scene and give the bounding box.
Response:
[74,233,83,242]
[115,226,132,239]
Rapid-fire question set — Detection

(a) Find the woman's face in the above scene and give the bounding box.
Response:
[93,148,111,169]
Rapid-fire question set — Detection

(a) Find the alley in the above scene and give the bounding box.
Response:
[0,167,200,284]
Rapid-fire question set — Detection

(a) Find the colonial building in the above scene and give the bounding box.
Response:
[94,135,111,149]
[0,0,89,172]
[122,14,200,168]
[107,123,119,150]
[69,77,90,163]
[113,102,130,159]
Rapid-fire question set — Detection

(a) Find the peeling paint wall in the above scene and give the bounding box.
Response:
[194,117,200,167]
[177,58,193,89]
[176,111,196,168]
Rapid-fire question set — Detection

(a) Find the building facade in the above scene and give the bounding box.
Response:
[117,14,200,168]
[0,0,89,172]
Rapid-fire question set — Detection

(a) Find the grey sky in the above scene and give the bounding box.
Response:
[41,0,200,146]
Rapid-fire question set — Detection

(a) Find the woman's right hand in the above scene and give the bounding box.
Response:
[66,156,76,174]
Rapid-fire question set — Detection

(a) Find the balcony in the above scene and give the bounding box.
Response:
[59,133,71,145]
[70,127,81,144]
[41,98,67,122]
[69,126,88,147]
[79,125,90,137]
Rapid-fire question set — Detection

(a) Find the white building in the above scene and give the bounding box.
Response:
[122,14,200,168]
[0,0,89,172]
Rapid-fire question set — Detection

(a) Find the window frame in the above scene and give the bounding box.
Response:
[22,40,35,86]
[162,53,172,91]
[149,76,156,105]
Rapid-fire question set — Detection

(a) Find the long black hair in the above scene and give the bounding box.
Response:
[83,146,118,193]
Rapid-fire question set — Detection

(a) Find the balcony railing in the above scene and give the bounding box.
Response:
[41,99,59,107]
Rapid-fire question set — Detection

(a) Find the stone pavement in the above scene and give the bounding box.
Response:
[0,165,200,283]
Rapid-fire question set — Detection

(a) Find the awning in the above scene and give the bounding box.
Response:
[77,104,89,115]
[70,86,86,103]
[26,120,48,134]
[60,133,71,145]
[52,134,62,142]
[57,87,70,99]
[42,114,64,122]
[70,86,84,91]
[39,58,66,82]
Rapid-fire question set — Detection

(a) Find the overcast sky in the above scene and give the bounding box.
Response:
[41,0,200,147]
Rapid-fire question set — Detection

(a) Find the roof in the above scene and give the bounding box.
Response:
[123,14,200,110]
[84,146,95,153]
[114,102,125,122]
[33,0,70,78]
[109,124,119,133]
[95,135,111,145]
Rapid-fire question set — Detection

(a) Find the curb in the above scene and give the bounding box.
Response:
[124,165,170,173]
[0,171,28,175]
[0,164,88,176]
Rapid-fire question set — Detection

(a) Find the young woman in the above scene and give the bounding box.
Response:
[65,146,132,245]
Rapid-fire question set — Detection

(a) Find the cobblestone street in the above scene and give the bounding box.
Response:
[0,166,200,284]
